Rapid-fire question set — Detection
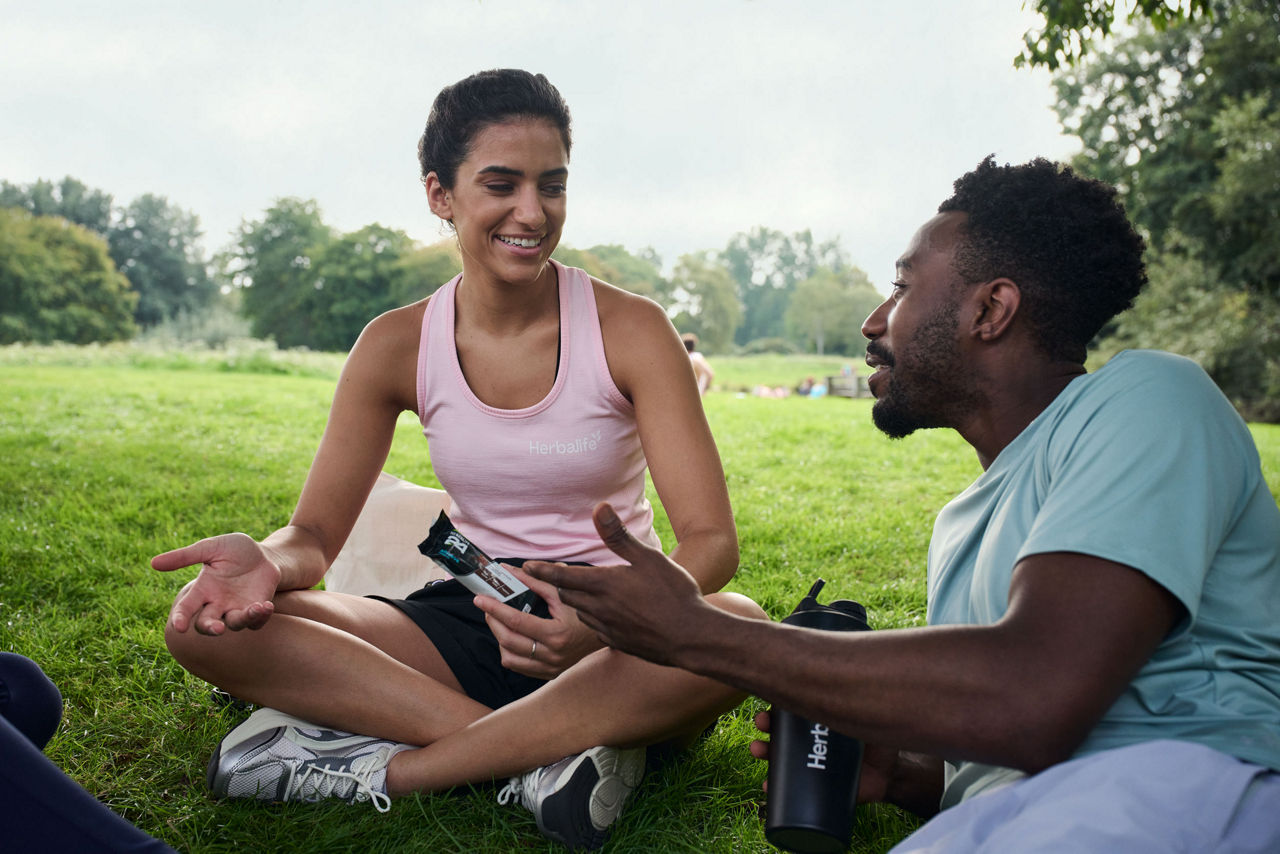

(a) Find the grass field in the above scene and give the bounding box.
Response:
[2,347,1277,853]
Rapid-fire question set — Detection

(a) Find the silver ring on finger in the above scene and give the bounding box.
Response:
[530,640,538,659]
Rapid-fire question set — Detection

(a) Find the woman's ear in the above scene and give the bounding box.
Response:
[424,172,452,221]
[970,277,1021,342]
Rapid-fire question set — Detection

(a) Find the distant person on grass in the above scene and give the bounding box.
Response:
[529,157,1280,851]
[152,68,763,851]
[682,332,714,394]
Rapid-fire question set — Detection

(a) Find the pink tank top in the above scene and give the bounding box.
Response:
[416,261,662,563]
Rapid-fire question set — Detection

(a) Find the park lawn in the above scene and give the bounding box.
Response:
[1,355,1277,853]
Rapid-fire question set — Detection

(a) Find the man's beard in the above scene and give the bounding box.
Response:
[870,301,981,439]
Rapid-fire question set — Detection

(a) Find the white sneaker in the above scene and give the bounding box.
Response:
[206,707,412,813]
[498,745,646,850]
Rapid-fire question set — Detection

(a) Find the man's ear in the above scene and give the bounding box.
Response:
[424,173,452,221]
[969,277,1021,342]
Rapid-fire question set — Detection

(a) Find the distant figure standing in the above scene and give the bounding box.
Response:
[682,333,714,394]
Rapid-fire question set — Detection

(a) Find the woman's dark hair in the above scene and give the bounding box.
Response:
[938,156,1147,363]
[418,69,572,189]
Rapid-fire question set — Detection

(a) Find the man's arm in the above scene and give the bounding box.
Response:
[528,504,1182,775]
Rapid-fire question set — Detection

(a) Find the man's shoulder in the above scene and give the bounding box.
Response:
[1097,348,1203,379]
[1083,349,1220,408]
[1059,349,1251,459]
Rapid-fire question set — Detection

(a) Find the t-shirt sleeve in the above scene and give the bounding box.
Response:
[1016,353,1256,622]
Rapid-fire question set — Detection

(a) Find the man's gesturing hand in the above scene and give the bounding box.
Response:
[523,502,714,666]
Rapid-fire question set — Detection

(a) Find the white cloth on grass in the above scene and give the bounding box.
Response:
[324,472,451,598]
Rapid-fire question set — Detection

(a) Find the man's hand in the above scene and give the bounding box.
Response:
[750,710,895,802]
[474,565,602,679]
[152,533,282,635]
[523,502,717,666]
[751,710,922,809]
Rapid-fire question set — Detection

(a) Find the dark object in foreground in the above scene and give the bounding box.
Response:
[766,579,871,854]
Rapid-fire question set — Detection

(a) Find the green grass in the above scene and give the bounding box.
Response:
[2,347,1277,853]
[707,354,860,393]
[0,338,347,377]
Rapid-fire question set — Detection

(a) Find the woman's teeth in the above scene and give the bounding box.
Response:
[498,236,540,248]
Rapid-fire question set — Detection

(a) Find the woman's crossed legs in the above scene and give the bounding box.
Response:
[165,587,765,830]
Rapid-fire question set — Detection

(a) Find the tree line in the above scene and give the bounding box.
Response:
[0,179,219,344]
[0,178,883,358]
[2,0,1275,417]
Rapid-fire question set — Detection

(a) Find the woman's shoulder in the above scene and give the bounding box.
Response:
[586,274,686,398]
[358,299,429,350]
[344,300,429,392]
[310,300,423,418]
[588,275,669,334]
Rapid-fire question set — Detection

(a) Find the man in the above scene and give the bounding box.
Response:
[527,157,1280,851]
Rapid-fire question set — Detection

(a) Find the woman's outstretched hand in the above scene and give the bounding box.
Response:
[524,502,715,667]
[151,533,282,635]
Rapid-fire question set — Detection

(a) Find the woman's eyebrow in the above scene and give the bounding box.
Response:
[476,165,568,179]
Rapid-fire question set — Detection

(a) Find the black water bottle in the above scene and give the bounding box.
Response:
[765,579,871,854]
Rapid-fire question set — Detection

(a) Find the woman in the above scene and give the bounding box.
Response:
[153,69,763,851]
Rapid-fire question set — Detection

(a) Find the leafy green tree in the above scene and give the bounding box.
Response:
[226,198,334,348]
[1019,0,1213,69]
[1056,2,1280,418]
[1206,93,1280,292]
[0,208,137,344]
[785,266,883,356]
[668,252,742,354]
[0,176,113,235]
[1054,1,1280,291]
[3,178,219,328]
[553,244,672,303]
[585,244,671,303]
[393,240,461,306]
[305,224,416,351]
[1101,240,1280,421]
[719,227,848,346]
[109,194,218,327]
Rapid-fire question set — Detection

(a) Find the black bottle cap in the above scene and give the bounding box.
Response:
[782,578,870,631]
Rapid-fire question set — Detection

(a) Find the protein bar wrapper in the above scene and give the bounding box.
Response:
[417,511,540,613]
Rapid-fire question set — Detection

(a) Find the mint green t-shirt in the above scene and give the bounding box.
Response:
[928,350,1280,807]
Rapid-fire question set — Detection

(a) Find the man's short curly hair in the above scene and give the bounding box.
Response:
[937,156,1147,363]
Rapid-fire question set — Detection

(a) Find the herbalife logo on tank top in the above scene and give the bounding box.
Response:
[529,429,602,456]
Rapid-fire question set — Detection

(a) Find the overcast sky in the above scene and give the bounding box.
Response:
[3,0,1080,290]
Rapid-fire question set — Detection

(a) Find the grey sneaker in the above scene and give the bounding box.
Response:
[206,707,412,813]
[497,745,646,850]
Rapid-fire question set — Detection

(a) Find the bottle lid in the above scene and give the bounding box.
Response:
[782,578,870,630]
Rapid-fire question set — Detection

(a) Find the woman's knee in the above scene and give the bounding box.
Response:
[163,587,312,658]
[163,610,263,673]
[163,619,211,670]
[706,590,769,621]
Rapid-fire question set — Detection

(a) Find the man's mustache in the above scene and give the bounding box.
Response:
[866,341,894,367]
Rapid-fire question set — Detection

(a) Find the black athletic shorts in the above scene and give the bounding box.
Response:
[370,558,580,710]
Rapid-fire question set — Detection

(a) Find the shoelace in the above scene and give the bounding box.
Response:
[496,767,539,812]
[286,750,393,813]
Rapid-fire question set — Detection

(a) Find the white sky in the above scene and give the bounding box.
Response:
[2,0,1079,290]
